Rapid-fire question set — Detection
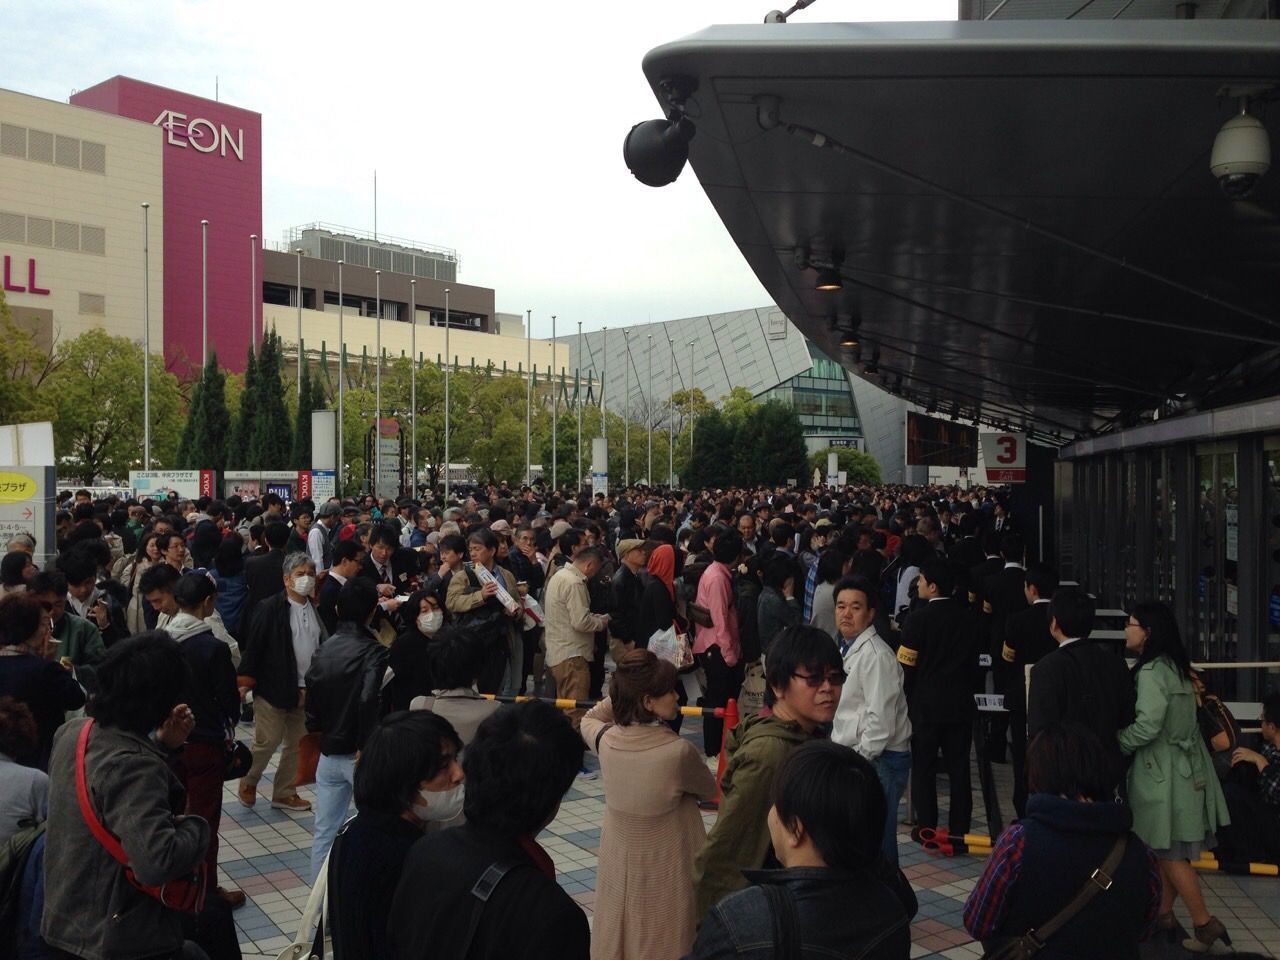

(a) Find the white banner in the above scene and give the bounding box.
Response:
[980,432,1027,484]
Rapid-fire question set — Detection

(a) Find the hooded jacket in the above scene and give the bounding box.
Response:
[164,611,239,745]
[693,712,821,920]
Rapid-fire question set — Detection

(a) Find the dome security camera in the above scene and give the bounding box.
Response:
[1210,107,1270,199]
[623,116,695,187]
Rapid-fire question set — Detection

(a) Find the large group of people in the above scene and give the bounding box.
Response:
[0,478,1274,959]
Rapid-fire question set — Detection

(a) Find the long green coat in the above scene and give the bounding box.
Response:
[1118,657,1229,851]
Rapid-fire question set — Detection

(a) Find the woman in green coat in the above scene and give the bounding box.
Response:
[1118,602,1231,954]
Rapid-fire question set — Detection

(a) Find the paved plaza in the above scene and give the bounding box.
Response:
[220,714,1280,959]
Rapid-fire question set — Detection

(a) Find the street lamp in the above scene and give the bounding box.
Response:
[623,330,631,488]
[142,203,151,470]
[688,340,696,465]
[525,309,532,486]
[201,219,209,368]
[410,279,417,497]
[600,327,608,440]
[374,270,382,496]
[337,260,344,491]
[249,234,257,350]
[646,333,653,487]
[668,336,675,488]
[444,288,452,502]
[295,247,304,398]
[551,314,558,491]
[577,320,583,492]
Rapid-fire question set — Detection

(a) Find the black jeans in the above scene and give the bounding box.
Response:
[911,719,974,834]
[1009,710,1029,818]
[697,644,744,758]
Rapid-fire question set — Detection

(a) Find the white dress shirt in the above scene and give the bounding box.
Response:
[288,597,323,686]
[307,524,329,570]
[832,625,912,761]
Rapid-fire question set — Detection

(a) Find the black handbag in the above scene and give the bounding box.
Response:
[223,721,252,782]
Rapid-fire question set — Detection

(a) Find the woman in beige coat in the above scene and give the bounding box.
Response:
[581,649,716,960]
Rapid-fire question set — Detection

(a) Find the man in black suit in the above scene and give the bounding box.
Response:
[318,539,365,634]
[358,522,419,596]
[239,520,290,636]
[897,558,983,838]
[1001,562,1059,817]
[1028,588,1136,787]
[979,533,1028,764]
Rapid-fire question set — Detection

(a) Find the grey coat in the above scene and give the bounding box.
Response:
[42,718,209,960]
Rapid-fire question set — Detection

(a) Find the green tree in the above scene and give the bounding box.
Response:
[807,446,883,485]
[175,353,231,473]
[291,360,316,469]
[247,327,292,469]
[47,329,183,483]
[0,291,58,425]
[684,408,736,490]
[733,400,808,487]
[227,344,257,469]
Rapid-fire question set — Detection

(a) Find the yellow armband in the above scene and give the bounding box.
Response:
[1002,642,1016,663]
[896,646,918,667]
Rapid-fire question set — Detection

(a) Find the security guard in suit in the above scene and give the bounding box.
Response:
[1001,562,1059,817]
[897,557,983,837]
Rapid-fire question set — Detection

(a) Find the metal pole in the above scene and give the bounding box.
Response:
[600,327,607,440]
[688,340,696,466]
[576,320,583,493]
[410,279,417,498]
[200,219,208,368]
[551,315,558,491]
[444,289,451,502]
[296,248,303,398]
[337,260,344,492]
[525,309,532,486]
[249,233,257,350]
[623,330,630,488]
[647,333,653,487]
[142,203,151,471]
[375,270,382,497]
[668,337,675,488]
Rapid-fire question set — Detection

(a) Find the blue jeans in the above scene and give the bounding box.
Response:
[311,752,355,882]
[874,749,911,867]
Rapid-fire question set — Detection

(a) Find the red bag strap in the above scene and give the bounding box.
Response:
[74,718,130,867]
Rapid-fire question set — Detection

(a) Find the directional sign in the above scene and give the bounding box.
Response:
[980,432,1027,484]
[0,466,54,568]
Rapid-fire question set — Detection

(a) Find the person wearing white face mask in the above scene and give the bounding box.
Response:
[387,589,447,711]
[305,577,392,882]
[325,710,463,960]
[237,552,329,813]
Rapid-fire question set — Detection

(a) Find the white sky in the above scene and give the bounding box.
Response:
[4,0,955,333]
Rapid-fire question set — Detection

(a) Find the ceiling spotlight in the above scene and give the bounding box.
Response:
[624,115,696,187]
[1211,99,1270,199]
[814,266,842,291]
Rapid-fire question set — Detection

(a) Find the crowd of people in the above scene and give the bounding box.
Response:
[0,479,1274,959]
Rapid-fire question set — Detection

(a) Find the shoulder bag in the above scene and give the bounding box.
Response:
[981,834,1127,960]
[74,719,207,914]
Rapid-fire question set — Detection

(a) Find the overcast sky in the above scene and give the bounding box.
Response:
[5,0,954,334]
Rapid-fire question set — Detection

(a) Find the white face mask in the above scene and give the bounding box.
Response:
[413,782,464,822]
[291,575,315,597]
[418,611,444,635]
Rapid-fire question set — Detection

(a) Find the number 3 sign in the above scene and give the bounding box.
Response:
[980,433,1027,483]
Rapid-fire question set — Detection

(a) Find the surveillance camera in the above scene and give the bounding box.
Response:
[1210,109,1270,199]
[623,115,695,187]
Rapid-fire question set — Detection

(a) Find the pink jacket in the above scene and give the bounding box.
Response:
[693,560,740,667]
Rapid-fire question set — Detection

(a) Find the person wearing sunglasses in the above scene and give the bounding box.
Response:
[694,624,844,922]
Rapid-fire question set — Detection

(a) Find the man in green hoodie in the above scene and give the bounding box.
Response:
[694,624,846,919]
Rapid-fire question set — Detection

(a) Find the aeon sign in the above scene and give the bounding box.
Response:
[152,110,245,161]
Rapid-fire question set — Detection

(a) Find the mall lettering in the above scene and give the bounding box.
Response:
[152,109,245,161]
[2,256,50,295]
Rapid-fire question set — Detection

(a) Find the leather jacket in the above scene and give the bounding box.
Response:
[304,621,389,756]
[689,865,916,960]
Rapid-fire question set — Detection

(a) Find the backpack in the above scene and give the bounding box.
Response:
[0,820,45,960]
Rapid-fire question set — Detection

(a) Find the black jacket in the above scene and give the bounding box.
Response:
[609,565,648,647]
[967,556,1004,605]
[240,548,285,636]
[170,621,239,744]
[358,550,420,594]
[239,592,329,710]
[189,519,223,569]
[508,551,545,598]
[330,811,424,960]
[637,577,679,652]
[387,627,436,712]
[304,621,389,756]
[1000,600,1056,713]
[0,652,86,769]
[317,572,344,635]
[1028,640,1136,767]
[898,598,983,724]
[689,863,916,960]
[388,825,589,960]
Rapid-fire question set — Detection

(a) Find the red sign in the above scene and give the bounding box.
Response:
[2,257,50,295]
[198,470,215,497]
[296,471,312,500]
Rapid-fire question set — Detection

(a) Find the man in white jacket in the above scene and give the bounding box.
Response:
[830,575,912,866]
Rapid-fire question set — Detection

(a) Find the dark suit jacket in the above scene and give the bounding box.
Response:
[238,591,329,710]
[898,598,983,724]
[358,550,420,594]
[317,572,344,634]
[1028,640,1136,762]
[1000,600,1057,713]
[239,548,286,636]
[981,565,1029,671]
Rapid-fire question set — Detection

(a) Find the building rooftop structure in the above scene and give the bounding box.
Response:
[281,222,458,284]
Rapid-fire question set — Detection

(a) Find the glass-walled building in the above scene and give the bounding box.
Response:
[1057,400,1280,704]
[758,341,862,449]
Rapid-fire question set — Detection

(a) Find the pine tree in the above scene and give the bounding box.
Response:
[247,328,292,469]
[227,344,258,469]
[292,361,314,469]
[177,354,231,472]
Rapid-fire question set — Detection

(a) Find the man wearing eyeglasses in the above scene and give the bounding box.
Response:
[831,575,912,867]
